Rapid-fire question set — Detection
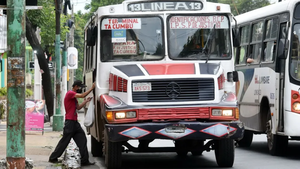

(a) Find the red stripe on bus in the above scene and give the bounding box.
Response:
[100,95,121,107]
[142,63,195,75]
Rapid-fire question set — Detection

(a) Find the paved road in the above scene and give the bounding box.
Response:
[2,115,300,169]
[87,133,300,169]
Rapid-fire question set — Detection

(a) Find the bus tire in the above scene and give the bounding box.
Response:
[237,130,253,147]
[175,140,188,157]
[191,150,203,156]
[104,129,122,169]
[266,112,288,156]
[191,140,204,156]
[214,139,234,167]
[91,136,103,157]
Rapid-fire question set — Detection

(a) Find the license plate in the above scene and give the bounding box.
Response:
[165,125,186,133]
[133,83,151,92]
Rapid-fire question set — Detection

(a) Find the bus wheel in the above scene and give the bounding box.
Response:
[214,139,234,167]
[175,140,188,157]
[191,140,204,156]
[104,129,122,169]
[91,136,103,157]
[266,112,288,156]
[237,130,253,147]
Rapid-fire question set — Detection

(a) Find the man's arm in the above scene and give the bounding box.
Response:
[77,97,92,110]
[75,82,95,98]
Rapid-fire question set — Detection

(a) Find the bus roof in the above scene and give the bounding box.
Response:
[94,0,231,17]
[235,0,298,25]
[85,0,233,29]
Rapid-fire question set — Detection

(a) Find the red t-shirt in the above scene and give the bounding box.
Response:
[64,90,78,121]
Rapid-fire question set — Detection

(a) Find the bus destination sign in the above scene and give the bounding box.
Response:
[128,1,203,12]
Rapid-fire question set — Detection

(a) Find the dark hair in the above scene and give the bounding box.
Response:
[72,80,87,88]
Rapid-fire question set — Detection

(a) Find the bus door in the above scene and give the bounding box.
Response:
[257,18,279,132]
[85,15,98,138]
[277,18,290,132]
[236,24,261,131]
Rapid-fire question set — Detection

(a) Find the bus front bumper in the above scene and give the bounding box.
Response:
[105,121,244,142]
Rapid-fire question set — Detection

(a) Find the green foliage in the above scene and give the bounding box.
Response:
[0,103,4,119]
[27,0,69,54]
[74,13,86,81]
[0,87,5,119]
[73,0,125,80]
[26,88,33,98]
[0,87,7,96]
[0,87,32,98]
[209,0,270,15]
[90,0,124,13]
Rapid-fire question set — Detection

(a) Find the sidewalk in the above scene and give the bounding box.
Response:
[0,120,63,169]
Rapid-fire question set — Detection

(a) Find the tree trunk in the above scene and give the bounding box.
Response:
[25,15,54,118]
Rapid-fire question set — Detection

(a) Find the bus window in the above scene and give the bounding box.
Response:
[294,3,300,19]
[238,25,250,64]
[264,41,276,62]
[100,17,164,62]
[168,15,231,60]
[290,25,300,80]
[263,18,279,62]
[249,21,263,63]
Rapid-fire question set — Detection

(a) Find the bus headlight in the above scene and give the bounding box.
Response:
[115,112,126,119]
[115,111,136,119]
[222,110,233,116]
[293,102,300,111]
[212,109,233,116]
[126,111,136,118]
[212,109,222,116]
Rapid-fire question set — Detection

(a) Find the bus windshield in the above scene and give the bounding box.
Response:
[291,24,300,81]
[168,15,231,60]
[100,17,164,62]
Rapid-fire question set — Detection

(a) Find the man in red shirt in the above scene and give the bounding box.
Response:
[49,80,95,166]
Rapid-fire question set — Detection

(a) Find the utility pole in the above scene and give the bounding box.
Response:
[68,6,75,89]
[53,0,63,131]
[6,0,26,168]
[61,25,68,117]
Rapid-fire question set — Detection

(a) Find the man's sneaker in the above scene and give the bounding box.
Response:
[48,158,61,163]
[81,161,95,166]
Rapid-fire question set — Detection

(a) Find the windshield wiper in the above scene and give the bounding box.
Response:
[204,24,216,63]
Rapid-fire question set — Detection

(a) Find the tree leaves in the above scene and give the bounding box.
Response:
[209,0,270,15]
[27,0,69,54]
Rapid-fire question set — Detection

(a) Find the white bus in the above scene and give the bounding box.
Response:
[83,0,243,168]
[235,0,300,155]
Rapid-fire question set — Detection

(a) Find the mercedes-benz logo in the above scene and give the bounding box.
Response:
[165,82,181,99]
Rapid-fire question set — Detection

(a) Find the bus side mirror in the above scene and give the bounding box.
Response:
[278,38,289,59]
[232,29,240,48]
[227,71,239,82]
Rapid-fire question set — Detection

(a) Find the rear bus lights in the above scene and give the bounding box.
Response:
[292,102,300,111]
[291,90,300,113]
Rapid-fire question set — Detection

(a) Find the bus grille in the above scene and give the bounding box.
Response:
[132,78,215,102]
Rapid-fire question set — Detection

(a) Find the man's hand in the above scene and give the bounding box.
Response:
[87,97,93,102]
[92,82,96,89]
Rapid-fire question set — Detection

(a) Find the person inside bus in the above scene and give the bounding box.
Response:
[246,57,254,63]
[247,46,261,64]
